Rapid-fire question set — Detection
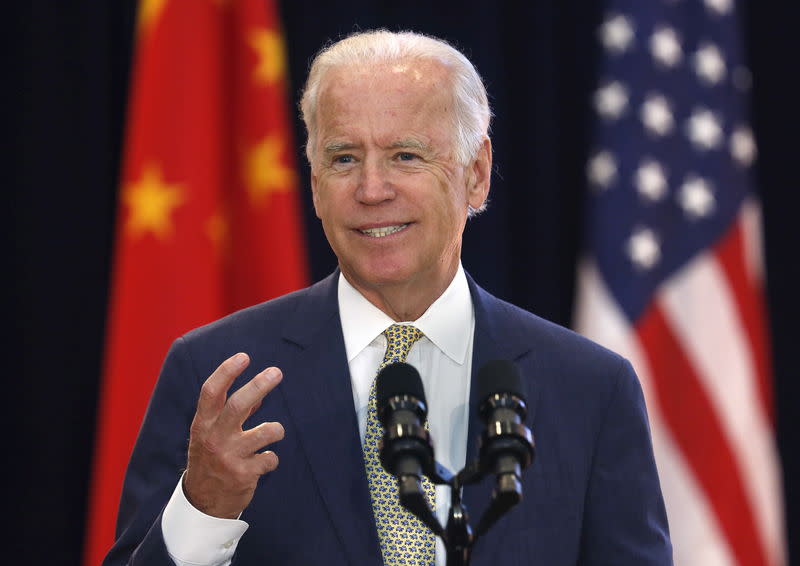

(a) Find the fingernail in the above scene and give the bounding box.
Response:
[234,352,248,366]
[265,367,281,381]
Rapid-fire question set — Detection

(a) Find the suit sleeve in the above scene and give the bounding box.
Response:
[102,337,201,566]
[578,359,673,566]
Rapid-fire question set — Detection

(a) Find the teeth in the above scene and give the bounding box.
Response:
[360,224,408,238]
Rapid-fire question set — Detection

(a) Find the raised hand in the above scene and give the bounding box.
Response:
[183,352,285,519]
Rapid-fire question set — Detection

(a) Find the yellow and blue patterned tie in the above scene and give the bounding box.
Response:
[363,324,436,565]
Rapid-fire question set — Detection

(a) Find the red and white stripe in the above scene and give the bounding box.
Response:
[575,199,786,566]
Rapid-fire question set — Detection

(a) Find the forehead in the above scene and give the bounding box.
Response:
[315,59,455,145]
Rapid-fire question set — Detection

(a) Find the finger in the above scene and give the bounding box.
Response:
[248,450,280,477]
[238,421,285,455]
[217,367,283,430]
[195,353,250,422]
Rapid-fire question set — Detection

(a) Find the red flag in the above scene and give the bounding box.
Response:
[83,1,308,563]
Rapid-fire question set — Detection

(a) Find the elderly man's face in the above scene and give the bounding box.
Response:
[310,60,490,303]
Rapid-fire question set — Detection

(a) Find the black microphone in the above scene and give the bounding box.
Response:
[475,360,535,536]
[376,362,442,535]
[376,362,434,479]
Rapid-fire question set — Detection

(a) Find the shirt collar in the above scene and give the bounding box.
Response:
[337,263,473,365]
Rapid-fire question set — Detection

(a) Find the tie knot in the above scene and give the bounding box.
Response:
[382,324,424,365]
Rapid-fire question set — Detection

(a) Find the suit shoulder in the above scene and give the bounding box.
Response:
[478,292,642,431]
[482,290,631,380]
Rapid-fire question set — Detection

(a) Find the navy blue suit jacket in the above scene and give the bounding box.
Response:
[104,272,672,565]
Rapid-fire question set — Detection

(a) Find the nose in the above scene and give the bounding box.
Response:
[355,157,395,205]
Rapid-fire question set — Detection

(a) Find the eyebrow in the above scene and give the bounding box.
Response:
[321,138,431,156]
[322,141,358,155]
[388,138,430,152]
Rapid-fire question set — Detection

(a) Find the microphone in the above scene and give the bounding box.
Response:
[475,360,535,536]
[376,362,442,535]
[376,361,434,479]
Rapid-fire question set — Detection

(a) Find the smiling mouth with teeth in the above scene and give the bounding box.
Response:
[359,224,409,238]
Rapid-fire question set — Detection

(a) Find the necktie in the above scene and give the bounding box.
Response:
[364,324,436,565]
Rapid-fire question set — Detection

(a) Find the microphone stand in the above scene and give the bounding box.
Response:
[443,465,473,566]
[392,433,534,566]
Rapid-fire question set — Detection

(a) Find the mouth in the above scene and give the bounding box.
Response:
[357,223,410,238]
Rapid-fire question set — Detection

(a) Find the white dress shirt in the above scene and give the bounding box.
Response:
[162,264,475,566]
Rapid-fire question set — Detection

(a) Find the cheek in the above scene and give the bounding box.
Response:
[437,181,469,222]
[313,178,345,217]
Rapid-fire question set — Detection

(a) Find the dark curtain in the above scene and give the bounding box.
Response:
[9,1,798,564]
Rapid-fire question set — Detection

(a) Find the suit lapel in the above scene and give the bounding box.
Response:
[278,273,382,566]
[463,275,539,562]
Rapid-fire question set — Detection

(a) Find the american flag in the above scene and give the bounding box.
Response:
[574,1,786,565]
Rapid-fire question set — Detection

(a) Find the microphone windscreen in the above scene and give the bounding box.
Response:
[476,360,524,403]
[376,362,426,410]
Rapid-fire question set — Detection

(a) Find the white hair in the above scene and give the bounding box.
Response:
[300,30,492,170]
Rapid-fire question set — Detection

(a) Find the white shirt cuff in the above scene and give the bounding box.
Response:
[161,473,249,566]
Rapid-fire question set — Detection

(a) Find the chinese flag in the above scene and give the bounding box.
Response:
[83,1,308,564]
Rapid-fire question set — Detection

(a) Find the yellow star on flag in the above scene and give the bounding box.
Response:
[137,0,167,35]
[244,135,295,205]
[124,164,184,240]
[248,29,286,85]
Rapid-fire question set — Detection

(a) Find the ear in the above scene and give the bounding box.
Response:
[466,137,492,210]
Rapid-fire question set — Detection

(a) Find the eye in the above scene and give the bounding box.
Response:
[396,152,418,162]
[333,154,354,165]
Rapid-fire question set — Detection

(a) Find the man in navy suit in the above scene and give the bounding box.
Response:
[104,30,672,566]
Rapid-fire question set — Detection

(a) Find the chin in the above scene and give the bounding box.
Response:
[349,260,419,289]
